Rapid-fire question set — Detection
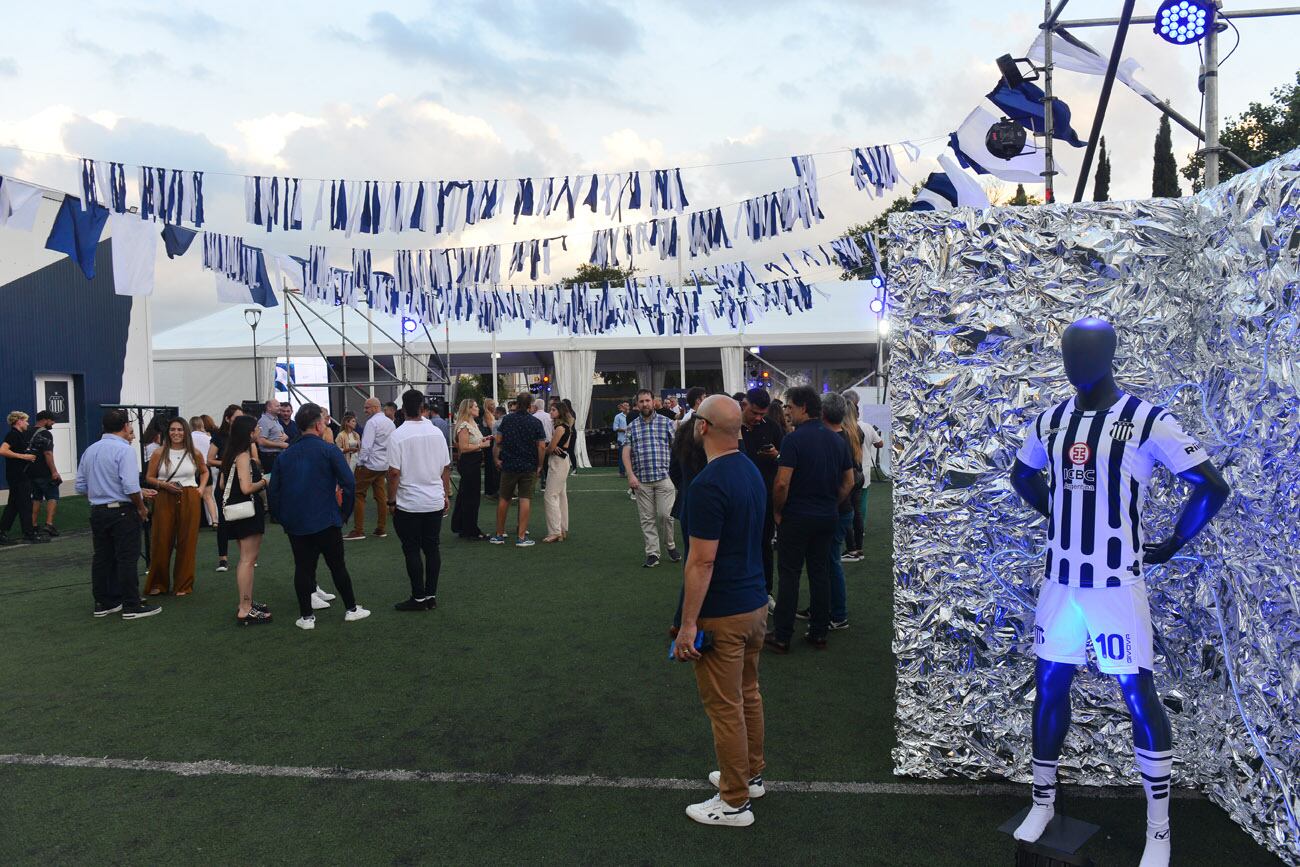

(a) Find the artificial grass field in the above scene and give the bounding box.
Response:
[0,472,1280,865]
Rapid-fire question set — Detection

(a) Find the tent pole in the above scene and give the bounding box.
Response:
[366,307,375,398]
[491,331,499,404]
[283,288,291,403]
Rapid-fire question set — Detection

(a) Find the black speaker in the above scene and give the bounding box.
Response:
[987,118,1028,160]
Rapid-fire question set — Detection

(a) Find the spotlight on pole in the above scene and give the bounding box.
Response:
[869,296,885,314]
[1154,0,1214,45]
[401,317,418,334]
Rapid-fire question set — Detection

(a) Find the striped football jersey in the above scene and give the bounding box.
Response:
[1015,394,1207,588]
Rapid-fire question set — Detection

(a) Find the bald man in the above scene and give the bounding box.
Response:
[347,397,395,541]
[673,395,770,827]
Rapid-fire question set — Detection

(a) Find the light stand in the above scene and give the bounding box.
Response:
[244,308,263,400]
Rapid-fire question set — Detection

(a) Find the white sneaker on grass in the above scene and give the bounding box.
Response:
[684,794,754,827]
[344,606,371,622]
[295,616,316,631]
[310,593,331,610]
[1012,803,1054,842]
[767,595,776,614]
[708,771,765,799]
[1139,823,1171,867]
[314,586,336,601]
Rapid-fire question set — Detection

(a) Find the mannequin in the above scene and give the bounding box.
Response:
[1009,318,1230,867]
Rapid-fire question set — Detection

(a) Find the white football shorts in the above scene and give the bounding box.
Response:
[1034,580,1154,675]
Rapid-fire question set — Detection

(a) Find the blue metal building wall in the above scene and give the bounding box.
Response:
[0,241,132,490]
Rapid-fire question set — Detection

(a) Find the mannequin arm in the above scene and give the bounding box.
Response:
[1142,460,1231,564]
[1010,459,1051,520]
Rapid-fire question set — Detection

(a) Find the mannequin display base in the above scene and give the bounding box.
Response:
[999,805,1099,859]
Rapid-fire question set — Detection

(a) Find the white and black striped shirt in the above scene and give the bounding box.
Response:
[1016,395,1206,588]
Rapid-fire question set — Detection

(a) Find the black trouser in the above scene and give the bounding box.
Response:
[0,470,35,537]
[773,513,837,643]
[393,508,442,599]
[850,484,866,552]
[287,527,357,618]
[90,505,142,607]
[451,452,483,537]
[760,494,777,595]
[483,449,499,497]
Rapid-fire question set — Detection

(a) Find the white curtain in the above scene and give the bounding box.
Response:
[395,352,430,390]
[553,349,597,469]
[720,346,745,397]
[256,357,277,402]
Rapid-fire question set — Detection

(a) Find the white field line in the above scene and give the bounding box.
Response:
[0,753,1199,800]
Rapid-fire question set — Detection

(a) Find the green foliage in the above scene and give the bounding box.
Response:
[562,263,636,287]
[598,371,640,388]
[1093,136,1111,202]
[1152,115,1181,198]
[838,193,914,282]
[453,373,508,407]
[1182,70,1300,192]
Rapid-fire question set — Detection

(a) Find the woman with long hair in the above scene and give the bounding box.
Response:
[141,414,166,463]
[450,399,491,540]
[668,411,708,523]
[769,397,791,435]
[207,404,242,573]
[221,415,271,625]
[336,411,360,469]
[144,417,208,596]
[480,398,499,498]
[541,402,576,543]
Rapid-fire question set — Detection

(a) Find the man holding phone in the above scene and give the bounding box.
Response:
[673,395,769,827]
[739,388,784,600]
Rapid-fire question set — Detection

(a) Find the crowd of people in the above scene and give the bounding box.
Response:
[9,380,881,828]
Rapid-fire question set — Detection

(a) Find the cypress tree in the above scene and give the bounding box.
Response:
[1010,184,1029,206]
[1093,137,1111,201]
[1152,116,1180,197]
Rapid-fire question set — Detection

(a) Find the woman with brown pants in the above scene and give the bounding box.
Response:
[145,417,208,596]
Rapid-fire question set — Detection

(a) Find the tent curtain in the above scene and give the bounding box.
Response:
[553,349,597,469]
[256,357,277,402]
[720,346,745,397]
[395,352,430,390]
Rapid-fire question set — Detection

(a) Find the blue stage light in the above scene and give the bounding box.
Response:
[401,317,418,333]
[1154,0,1215,45]
[869,297,885,314]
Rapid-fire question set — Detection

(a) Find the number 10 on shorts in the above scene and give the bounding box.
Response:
[1094,633,1131,663]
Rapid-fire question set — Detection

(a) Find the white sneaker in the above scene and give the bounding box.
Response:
[344,606,371,622]
[314,586,336,601]
[310,593,331,610]
[767,595,776,614]
[1139,823,1171,867]
[1013,803,1055,842]
[709,771,765,799]
[295,616,316,631]
[684,793,754,827]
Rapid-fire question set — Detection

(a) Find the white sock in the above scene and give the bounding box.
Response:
[1031,757,1058,808]
[1135,747,1173,830]
[1013,758,1058,842]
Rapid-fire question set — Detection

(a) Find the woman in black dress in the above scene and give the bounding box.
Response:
[451,399,492,540]
[220,415,271,625]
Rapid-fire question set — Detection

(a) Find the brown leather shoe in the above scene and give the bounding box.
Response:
[763,633,790,654]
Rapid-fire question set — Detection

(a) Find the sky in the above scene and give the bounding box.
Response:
[1,1,1298,333]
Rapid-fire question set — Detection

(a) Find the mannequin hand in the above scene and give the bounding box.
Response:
[1142,538,1183,565]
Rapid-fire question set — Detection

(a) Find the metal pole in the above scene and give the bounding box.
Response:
[491,331,499,404]
[366,307,375,398]
[400,321,409,390]
[1072,0,1137,203]
[283,290,291,405]
[251,322,259,399]
[340,305,347,415]
[1204,4,1222,188]
[445,320,453,404]
[1042,0,1057,202]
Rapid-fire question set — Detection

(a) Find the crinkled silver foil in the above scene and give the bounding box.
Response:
[886,148,1300,864]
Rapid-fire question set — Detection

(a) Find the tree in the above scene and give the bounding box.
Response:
[838,192,914,282]
[562,263,636,287]
[1152,115,1181,198]
[1093,136,1111,201]
[1182,70,1300,191]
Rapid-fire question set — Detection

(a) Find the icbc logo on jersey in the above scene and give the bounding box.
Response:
[1068,443,1091,465]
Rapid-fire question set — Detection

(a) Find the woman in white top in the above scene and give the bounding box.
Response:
[145,417,208,596]
[190,415,218,527]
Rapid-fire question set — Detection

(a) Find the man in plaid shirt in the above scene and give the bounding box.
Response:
[623,389,680,568]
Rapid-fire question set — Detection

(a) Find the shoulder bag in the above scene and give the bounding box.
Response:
[222,457,257,521]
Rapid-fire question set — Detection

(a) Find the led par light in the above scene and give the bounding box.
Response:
[1155,0,1215,45]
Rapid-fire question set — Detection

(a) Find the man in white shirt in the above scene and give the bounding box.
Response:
[386,390,452,611]
[346,397,395,541]
[533,398,554,441]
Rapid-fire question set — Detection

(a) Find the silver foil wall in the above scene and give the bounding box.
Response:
[887,149,1300,863]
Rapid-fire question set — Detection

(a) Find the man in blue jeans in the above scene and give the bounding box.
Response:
[766,387,854,652]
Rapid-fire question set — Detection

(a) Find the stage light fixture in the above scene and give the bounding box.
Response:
[870,276,885,290]
[986,117,1028,160]
[1154,0,1214,45]
[869,297,885,314]
[401,317,418,333]
[749,345,761,354]
[879,318,891,337]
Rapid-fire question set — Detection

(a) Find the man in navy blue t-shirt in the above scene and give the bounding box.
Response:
[673,395,769,828]
[768,386,854,651]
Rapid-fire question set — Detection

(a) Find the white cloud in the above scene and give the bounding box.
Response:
[233,113,326,170]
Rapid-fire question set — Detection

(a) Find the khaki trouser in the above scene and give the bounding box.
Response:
[544,453,570,537]
[353,465,388,535]
[145,487,201,595]
[634,477,676,556]
[693,605,768,806]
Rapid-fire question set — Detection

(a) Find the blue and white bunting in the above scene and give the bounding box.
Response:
[245,175,303,232]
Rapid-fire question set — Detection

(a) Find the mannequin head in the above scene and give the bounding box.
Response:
[1061,317,1117,391]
